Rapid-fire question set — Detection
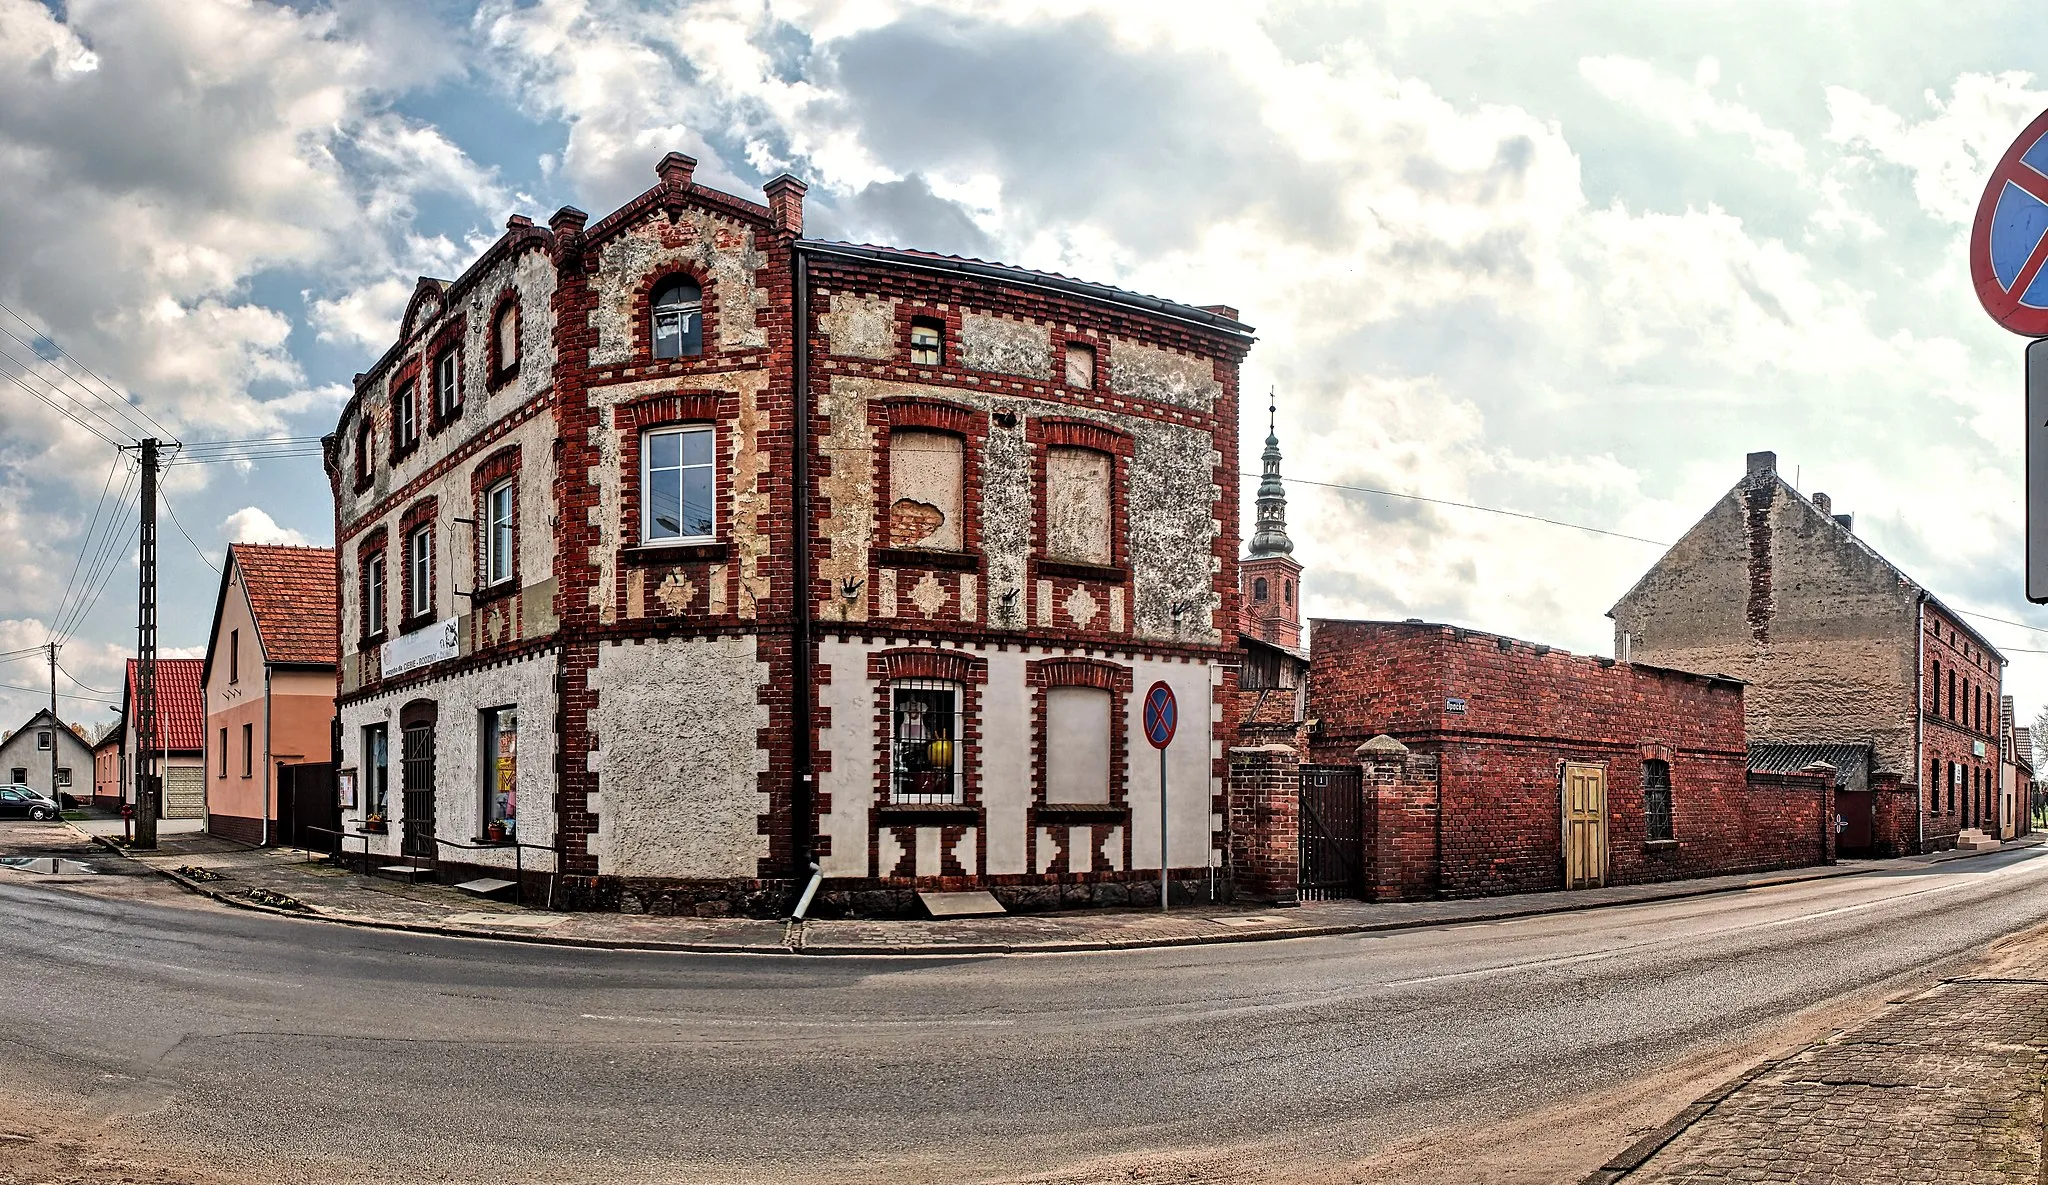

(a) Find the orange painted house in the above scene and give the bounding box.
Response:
[202,544,339,845]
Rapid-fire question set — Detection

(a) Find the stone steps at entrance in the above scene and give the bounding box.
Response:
[1955,828,2003,852]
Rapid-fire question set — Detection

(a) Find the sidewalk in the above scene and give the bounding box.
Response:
[1588,929,2048,1184]
[66,828,2045,956]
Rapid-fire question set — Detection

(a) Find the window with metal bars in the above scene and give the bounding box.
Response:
[1643,759,1673,841]
[891,679,961,803]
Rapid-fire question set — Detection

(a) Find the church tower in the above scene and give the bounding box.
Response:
[1239,391,1302,649]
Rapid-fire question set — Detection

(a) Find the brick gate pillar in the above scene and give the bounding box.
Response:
[1359,735,1440,901]
[1229,743,1300,903]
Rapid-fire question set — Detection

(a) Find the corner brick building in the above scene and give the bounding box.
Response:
[1297,619,1831,900]
[1611,451,2006,853]
[327,152,1251,913]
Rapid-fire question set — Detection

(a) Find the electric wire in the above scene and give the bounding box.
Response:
[158,486,220,575]
[53,660,107,694]
[46,451,127,644]
[53,482,138,646]
[0,299,178,442]
[54,517,139,647]
[52,463,137,643]
[0,367,123,447]
[0,680,116,706]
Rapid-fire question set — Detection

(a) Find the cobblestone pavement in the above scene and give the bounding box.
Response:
[22,822,2037,955]
[1596,936,2048,1184]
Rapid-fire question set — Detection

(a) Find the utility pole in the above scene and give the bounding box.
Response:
[132,437,158,850]
[47,642,58,810]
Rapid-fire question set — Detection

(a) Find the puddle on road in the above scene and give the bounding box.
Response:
[0,857,97,875]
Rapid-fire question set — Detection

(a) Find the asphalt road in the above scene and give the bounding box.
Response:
[7,848,2048,1184]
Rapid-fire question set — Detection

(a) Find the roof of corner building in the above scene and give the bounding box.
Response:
[797,241,1257,339]
[230,544,338,666]
[1309,617,1745,685]
[124,659,204,752]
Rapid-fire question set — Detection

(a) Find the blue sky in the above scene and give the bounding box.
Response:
[6,0,2048,735]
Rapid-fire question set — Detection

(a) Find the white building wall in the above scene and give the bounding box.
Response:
[589,635,768,879]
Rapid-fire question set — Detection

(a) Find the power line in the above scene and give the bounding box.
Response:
[158,486,220,574]
[52,464,138,643]
[0,367,123,447]
[0,335,147,445]
[54,513,138,646]
[0,299,178,442]
[0,680,114,707]
[47,451,127,644]
[1270,473,1672,547]
[53,660,107,694]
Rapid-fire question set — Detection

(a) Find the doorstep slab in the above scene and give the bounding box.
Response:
[918,890,1005,918]
[443,912,571,929]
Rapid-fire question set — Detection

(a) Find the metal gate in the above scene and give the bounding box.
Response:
[401,724,436,858]
[1299,764,1364,900]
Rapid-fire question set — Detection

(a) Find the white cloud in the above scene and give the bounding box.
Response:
[222,507,310,547]
[1826,72,2048,226]
[1579,54,1807,177]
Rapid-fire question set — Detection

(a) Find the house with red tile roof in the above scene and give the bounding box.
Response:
[119,657,205,819]
[203,543,338,846]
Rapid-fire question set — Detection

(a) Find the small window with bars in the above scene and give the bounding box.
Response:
[891,680,961,803]
[1643,759,1673,841]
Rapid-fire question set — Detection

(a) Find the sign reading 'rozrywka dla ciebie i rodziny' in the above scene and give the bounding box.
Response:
[1970,107,2048,603]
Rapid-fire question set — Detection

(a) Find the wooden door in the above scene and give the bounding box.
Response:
[1562,762,1607,890]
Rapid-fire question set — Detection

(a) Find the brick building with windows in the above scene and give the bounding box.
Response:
[1234,398,1307,746]
[1610,451,2006,853]
[328,152,1251,912]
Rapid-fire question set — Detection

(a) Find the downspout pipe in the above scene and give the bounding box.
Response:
[262,664,274,847]
[1915,594,1925,855]
[789,243,815,898]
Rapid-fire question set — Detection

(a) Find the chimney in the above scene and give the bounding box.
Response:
[1197,304,1239,321]
[1746,451,1776,480]
[656,151,697,190]
[547,205,587,236]
[763,173,808,235]
[1833,513,1854,532]
[1811,491,1831,516]
[505,214,534,231]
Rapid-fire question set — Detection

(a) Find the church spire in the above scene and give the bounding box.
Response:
[1248,388,1292,558]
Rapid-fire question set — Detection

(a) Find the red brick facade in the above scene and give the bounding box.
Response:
[1303,620,1834,900]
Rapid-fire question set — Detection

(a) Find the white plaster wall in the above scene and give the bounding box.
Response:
[337,651,558,871]
[980,648,1032,874]
[589,635,768,878]
[0,722,91,800]
[817,637,876,878]
[1124,658,1222,870]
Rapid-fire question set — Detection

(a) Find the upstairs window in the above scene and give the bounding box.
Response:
[909,317,944,366]
[354,419,376,487]
[407,525,434,620]
[362,548,386,638]
[36,731,50,751]
[496,302,520,372]
[1643,759,1673,841]
[229,628,239,683]
[886,429,964,551]
[651,276,703,359]
[1045,446,1114,566]
[1285,579,1294,605]
[484,480,515,586]
[394,381,419,451]
[642,426,715,543]
[1064,342,1096,389]
[433,348,461,421]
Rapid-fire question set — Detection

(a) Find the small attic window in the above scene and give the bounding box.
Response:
[909,317,944,366]
[651,276,702,359]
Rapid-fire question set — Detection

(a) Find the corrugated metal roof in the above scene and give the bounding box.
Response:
[125,658,204,753]
[1748,741,1872,791]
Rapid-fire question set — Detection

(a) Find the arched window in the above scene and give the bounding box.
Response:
[651,276,702,359]
[1253,577,1268,602]
[1284,579,1293,605]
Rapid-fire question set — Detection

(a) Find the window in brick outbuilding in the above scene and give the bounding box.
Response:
[909,317,944,366]
[1643,760,1673,841]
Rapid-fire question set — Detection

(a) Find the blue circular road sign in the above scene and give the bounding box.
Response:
[1143,681,1178,750]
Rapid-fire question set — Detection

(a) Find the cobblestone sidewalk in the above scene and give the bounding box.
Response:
[1589,937,2048,1184]
[46,827,2040,957]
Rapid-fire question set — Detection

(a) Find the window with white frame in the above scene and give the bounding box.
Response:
[56,767,70,787]
[36,731,49,751]
[395,381,419,449]
[484,480,514,586]
[891,681,961,803]
[641,426,715,543]
[407,525,433,619]
[650,276,702,359]
[433,348,460,420]
[363,724,388,818]
[363,548,385,637]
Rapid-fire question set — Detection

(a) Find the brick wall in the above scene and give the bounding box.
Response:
[1227,744,1298,901]
[1307,619,1830,900]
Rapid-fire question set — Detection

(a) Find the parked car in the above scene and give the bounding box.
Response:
[0,786,58,821]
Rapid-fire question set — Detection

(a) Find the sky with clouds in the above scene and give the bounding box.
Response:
[5,0,2048,738]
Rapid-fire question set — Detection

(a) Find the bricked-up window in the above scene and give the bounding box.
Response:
[1931,662,1940,712]
[241,722,253,778]
[1045,687,1112,804]
[1045,446,1114,566]
[641,426,715,543]
[1949,670,1957,719]
[483,480,514,587]
[432,347,460,421]
[1951,762,1960,813]
[1643,760,1673,841]
[362,548,386,639]
[1065,342,1096,389]
[650,276,702,359]
[363,724,388,818]
[394,381,419,452]
[887,429,964,550]
[495,302,519,372]
[481,706,517,837]
[909,317,944,366]
[218,727,227,778]
[407,525,434,619]
[891,680,961,803]
[354,418,375,487]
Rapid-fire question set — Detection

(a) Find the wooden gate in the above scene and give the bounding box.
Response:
[1562,762,1607,889]
[401,724,436,858]
[1299,764,1365,900]
[277,763,338,850]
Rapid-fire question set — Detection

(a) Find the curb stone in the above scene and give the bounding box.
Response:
[73,829,2046,959]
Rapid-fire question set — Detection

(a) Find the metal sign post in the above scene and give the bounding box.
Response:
[1143,681,1178,912]
[1968,108,2048,603]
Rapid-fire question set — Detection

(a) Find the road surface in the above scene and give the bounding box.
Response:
[5,847,2048,1183]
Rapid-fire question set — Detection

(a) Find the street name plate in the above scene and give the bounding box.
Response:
[2031,337,2048,603]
